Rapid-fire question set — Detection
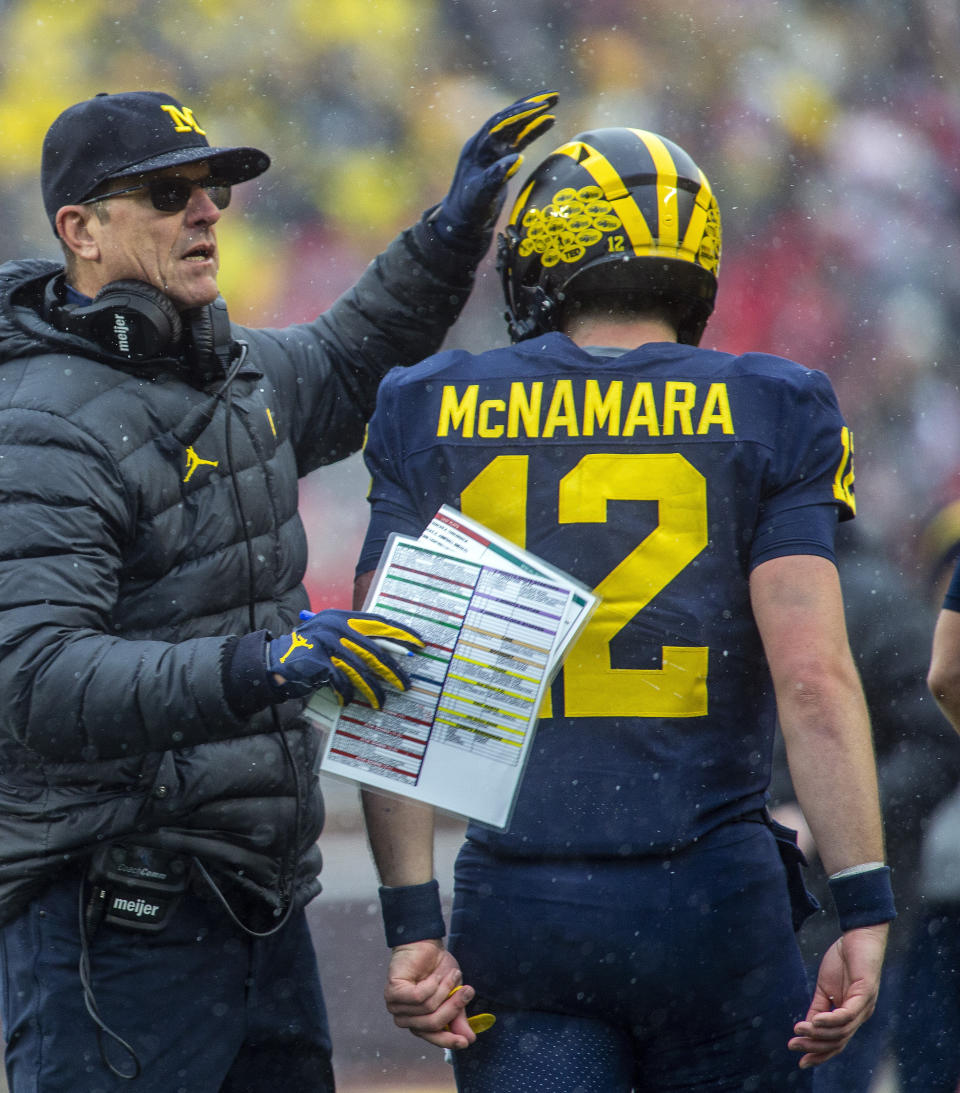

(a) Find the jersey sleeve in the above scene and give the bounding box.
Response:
[750,366,856,570]
[356,374,423,575]
[943,555,960,613]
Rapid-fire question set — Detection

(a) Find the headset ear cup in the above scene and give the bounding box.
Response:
[92,279,182,349]
[187,306,215,373]
[46,276,183,359]
[183,296,234,383]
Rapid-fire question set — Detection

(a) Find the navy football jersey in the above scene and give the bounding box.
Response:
[357,332,855,857]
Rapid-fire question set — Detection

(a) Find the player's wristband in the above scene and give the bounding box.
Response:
[378,880,446,948]
[828,864,896,931]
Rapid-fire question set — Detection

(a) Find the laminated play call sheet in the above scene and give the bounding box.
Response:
[306,507,597,829]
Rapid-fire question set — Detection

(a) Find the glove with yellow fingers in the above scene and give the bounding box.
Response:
[267,610,424,709]
[433,89,559,246]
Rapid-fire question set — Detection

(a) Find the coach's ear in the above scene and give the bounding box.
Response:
[56,204,102,263]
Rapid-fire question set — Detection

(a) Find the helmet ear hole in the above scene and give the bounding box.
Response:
[499,128,721,343]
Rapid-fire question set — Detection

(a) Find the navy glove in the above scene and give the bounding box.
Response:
[267,610,424,709]
[433,90,559,246]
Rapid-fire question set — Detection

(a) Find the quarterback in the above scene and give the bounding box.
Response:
[356,127,893,1091]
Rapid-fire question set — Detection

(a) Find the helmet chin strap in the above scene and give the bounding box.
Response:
[506,285,559,342]
[497,229,562,343]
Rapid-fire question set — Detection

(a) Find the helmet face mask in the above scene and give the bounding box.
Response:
[496,128,722,344]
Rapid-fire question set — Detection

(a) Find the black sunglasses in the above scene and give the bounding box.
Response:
[79,177,232,213]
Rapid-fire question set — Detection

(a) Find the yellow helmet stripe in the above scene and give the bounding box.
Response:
[625,128,680,251]
[507,177,538,229]
[553,139,655,253]
[679,167,716,261]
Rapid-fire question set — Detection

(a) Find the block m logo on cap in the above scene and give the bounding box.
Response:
[160,104,206,135]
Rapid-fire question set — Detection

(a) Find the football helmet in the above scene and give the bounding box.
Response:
[496,127,721,344]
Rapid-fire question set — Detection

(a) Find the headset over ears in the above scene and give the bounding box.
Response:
[43,276,236,385]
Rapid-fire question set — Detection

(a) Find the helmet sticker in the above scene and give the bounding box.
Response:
[519,185,623,268]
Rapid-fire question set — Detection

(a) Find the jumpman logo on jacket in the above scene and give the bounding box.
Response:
[183,446,219,483]
[279,631,314,663]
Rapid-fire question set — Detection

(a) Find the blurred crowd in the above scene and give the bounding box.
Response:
[2,0,960,608]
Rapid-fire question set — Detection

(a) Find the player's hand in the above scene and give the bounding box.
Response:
[384,939,478,1049]
[788,922,888,1068]
[434,90,558,244]
[267,609,423,707]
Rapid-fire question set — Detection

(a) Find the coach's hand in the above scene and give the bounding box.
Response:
[433,90,558,245]
[788,922,888,1068]
[385,939,478,1050]
[267,609,423,708]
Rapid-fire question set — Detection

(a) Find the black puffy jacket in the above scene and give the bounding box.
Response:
[0,217,484,928]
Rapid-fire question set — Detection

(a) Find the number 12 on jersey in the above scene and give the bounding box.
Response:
[460,452,709,720]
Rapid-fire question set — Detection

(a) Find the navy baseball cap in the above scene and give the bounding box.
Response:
[41,91,271,233]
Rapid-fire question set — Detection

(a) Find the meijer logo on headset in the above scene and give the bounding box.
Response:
[113,314,131,355]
